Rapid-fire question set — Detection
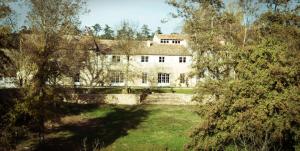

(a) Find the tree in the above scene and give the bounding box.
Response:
[114,21,140,93]
[116,21,136,39]
[101,24,114,39]
[155,26,162,34]
[92,23,101,37]
[169,0,300,150]
[137,24,151,40]
[174,0,238,102]
[13,0,87,144]
[0,1,21,149]
[0,0,17,78]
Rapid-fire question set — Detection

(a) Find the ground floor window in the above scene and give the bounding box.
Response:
[142,73,147,83]
[74,73,80,82]
[111,71,124,83]
[112,55,121,62]
[180,73,185,83]
[158,73,170,83]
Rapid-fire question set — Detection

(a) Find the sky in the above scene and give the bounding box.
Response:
[11,0,184,34]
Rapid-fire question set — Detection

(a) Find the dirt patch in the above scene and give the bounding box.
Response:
[45,114,89,130]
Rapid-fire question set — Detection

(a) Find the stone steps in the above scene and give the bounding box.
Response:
[141,93,193,105]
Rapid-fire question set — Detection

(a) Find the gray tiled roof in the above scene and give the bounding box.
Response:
[156,34,188,40]
[21,34,191,56]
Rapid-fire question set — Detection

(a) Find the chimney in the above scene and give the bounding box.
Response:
[146,41,153,47]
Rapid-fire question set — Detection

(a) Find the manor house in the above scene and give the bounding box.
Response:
[0,34,197,88]
[77,33,197,88]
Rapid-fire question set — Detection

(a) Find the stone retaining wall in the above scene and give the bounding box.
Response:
[69,93,197,105]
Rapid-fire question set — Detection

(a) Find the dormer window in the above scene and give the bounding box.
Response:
[172,40,181,44]
[160,39,169,43]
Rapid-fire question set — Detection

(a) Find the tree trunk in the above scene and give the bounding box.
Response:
[124,55,130,93]
[243,27,247,48]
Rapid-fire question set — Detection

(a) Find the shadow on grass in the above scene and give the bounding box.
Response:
[36,106,148,151]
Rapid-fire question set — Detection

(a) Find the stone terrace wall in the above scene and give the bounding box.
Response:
[68,93,197,105]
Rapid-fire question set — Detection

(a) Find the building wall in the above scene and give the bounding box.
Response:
[78,54,197,88]
[153,34,188,47]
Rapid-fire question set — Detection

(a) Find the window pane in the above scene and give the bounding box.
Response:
[162,74,165,83]
[166,74,169,83]
[120,72,124,82]
[158,73,161,83]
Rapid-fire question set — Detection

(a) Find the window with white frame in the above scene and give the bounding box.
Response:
[110,71,124,83]
[179,56,186,63]
[141,56,149,62]
[112,55,120,62]
[158,73,170,83]
[159,56,165,62]
[142,73,147,83]
[180,73,185,83]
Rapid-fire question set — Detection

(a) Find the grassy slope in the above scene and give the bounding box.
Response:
[18,105,200,151]
[101,105,200,151]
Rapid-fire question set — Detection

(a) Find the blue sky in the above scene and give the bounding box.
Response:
[12,0,184,34]
[80,0,184,33]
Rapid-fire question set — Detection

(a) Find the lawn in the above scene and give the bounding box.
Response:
[17,104,201,151]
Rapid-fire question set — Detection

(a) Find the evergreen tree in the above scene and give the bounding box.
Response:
[92,23,101,36]
[155,27,162,34]
[139,24,151,40]
[101,24,114,39]
[116,21,135,39]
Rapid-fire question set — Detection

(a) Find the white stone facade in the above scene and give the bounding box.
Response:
[78,34,197,88]
[0,34,197,88]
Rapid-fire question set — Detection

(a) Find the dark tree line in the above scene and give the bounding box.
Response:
[88,23,163,40]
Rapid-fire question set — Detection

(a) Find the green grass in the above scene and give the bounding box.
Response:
[100,105,200,151]
[19,105,201,151]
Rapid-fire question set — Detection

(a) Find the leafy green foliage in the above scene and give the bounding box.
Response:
[188,39,300,150]
[169,0,300,150]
